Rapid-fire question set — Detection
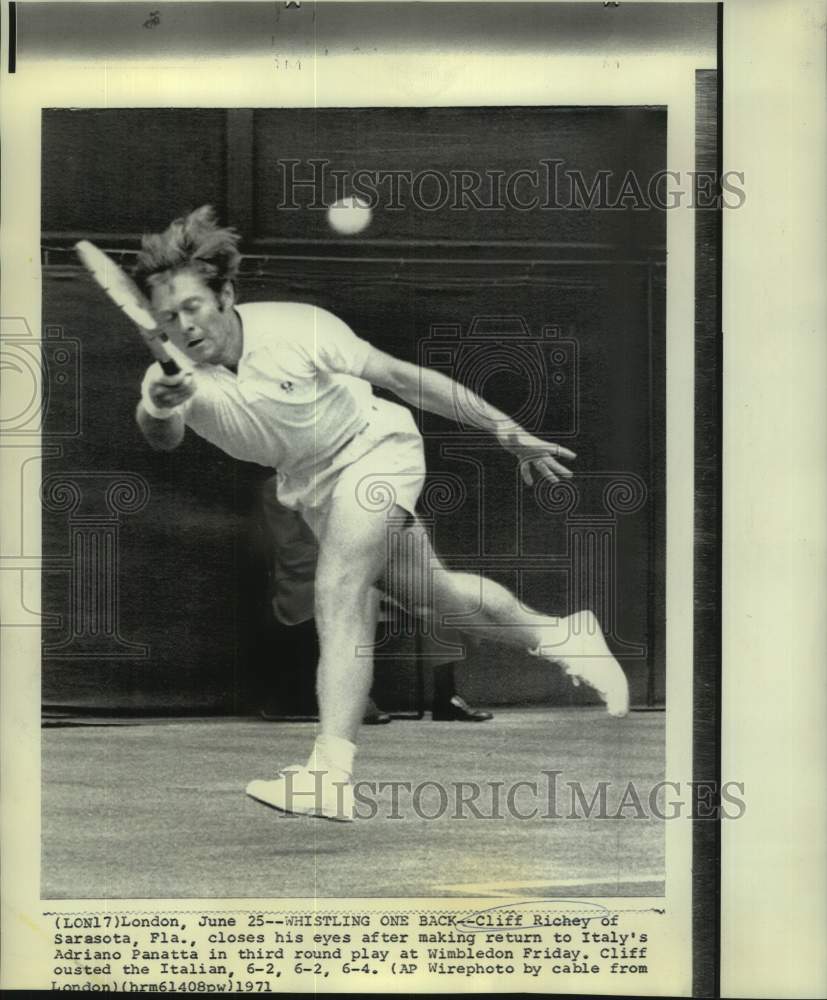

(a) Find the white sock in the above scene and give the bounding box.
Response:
[308,735,356,781]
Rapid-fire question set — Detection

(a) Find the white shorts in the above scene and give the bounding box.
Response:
[275,398,426,540]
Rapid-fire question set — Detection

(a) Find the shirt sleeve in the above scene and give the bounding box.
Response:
[309,308,374,377]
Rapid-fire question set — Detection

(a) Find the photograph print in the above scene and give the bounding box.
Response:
[39,101,674,901]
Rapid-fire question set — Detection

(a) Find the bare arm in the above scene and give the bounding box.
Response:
[361,347,576,484]
[135,403,187,451]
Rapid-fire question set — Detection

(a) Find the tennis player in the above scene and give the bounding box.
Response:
[134,206,629,822]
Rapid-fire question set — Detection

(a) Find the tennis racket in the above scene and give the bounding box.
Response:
[75,240,192,382]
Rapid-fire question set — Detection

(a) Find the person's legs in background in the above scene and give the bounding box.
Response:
[431,659,493,722]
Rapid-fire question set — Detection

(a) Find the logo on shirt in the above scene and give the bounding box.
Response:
[280,380,294,393]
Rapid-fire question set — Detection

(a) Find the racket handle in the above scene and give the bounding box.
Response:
[159,358,182,379]
[146,334,192,383]
[146,340,183,382]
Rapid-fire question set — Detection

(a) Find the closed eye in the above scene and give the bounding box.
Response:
[157,300,201,325]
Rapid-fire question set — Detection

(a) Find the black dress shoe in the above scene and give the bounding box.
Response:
[363,700,392,725]
[432,695,494,722]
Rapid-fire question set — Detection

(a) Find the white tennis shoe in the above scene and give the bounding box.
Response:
[246,764,354,822]
[533,610,630,718]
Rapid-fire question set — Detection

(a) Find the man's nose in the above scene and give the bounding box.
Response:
[177,313,194,333]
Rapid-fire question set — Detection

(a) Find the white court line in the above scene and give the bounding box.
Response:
[430,874,665,897]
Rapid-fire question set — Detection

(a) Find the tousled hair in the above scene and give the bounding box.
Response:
[133,205,241,297]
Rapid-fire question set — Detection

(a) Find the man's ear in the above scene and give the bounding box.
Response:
[218,281,235,311]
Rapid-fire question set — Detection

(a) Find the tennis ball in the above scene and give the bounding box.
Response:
[326,196,373,236]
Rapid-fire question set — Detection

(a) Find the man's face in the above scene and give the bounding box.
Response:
[149,269,234,366]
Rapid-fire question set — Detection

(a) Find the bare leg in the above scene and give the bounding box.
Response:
[246,500,403,820]
[431,567,565,650]
[388,517,629,717]
[387,517,565,649]
[313,500,387,743]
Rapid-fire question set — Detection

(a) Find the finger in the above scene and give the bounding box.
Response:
[543,455,574,479]
[155,383,184,399]
[520,461,534,486]
[159,373,189,388]
[168,391,192,407]
[154,398,180,412]
[551,444,577,461]
[533,460,559,484]
[533,455,561,483]
[155,389,186,408]
[155,377,193,402]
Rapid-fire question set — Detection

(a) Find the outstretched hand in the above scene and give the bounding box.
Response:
[499,429,577,485]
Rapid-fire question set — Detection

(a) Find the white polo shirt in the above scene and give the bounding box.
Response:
[172,302,376,472]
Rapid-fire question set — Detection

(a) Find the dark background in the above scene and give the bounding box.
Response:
[40,107,666,714]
